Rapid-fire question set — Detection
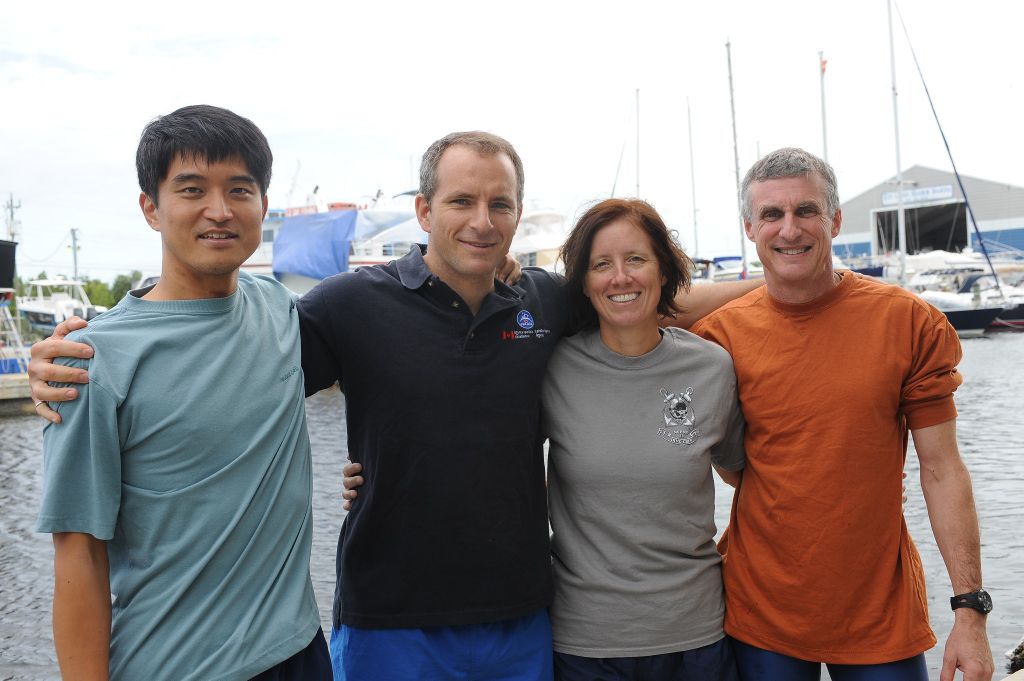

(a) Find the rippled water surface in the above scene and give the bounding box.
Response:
[1,333,1021,679]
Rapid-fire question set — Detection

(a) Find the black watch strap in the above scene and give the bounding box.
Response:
[950,589,992,614]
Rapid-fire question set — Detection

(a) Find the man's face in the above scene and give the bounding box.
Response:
[744,173,841,303]
[141,154,267,296]
[416,145,521,290]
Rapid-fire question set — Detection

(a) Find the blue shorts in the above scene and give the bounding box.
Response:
[249,627,332,681]
[330,609,553,680]
[554,637,738,681]
[731,638,928,681]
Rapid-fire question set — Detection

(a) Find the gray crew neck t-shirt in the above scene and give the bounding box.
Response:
[37,272,319,681]
[542,327,745,657]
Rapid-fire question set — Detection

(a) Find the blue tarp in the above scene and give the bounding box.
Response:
[272,210,359,280]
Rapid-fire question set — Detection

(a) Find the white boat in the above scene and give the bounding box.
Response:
[1,289,29,375]
[908,267,1024,329]
[509,209,570,273]
[16,278,108,334]
[243,193,416,294]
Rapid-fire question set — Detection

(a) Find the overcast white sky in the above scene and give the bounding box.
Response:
[2,0,1021,283]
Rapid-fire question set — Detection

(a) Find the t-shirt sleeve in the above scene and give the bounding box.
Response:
[690,316,728,353]
[901,310,963,430]
[710,358,746,472]
[297,281,344,397]
[36,358,122,540]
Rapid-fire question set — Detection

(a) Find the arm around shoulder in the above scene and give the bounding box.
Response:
[666,279,762,329]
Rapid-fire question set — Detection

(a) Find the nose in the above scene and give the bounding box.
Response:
[467,203,494,233]
[203,193,233,222]
[778,212,800,240]
[610,261,632,285]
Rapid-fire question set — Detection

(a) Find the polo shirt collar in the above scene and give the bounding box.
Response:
[396,244,433,289]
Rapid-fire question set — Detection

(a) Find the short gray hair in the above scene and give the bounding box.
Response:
[419,131,525,209]
[741,147,839,221]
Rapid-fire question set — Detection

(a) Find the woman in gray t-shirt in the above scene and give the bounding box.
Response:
[543,198,745,680]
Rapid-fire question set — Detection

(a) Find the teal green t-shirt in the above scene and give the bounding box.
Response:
[37,272,319,681]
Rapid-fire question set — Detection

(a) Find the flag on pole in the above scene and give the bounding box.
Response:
[820,56,828,75]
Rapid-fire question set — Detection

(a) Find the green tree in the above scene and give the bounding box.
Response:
[110,270,142,303]
[83,278,115,309]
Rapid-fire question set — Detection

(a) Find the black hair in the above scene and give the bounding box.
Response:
[136,104,272,204]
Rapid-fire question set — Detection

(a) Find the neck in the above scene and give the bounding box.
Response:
[764,268,841,305]
[422,252,494,315]
[143,268,240,301]
[597,322,662,357]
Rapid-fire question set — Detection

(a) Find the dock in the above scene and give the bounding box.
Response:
[0,373,33,416]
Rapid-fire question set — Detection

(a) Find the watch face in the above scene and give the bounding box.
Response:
[978,590,993,613]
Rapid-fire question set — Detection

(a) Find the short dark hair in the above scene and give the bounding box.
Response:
[560,198,692,333]
[136,104,272,204]
[419,131,524,209]
[741,147,839,220]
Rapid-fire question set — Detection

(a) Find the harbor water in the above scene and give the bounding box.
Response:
[1,332,1022,679]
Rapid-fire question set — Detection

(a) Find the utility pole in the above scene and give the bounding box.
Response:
[70,228,81,280]
[726,40,749,277]
[4,193,21,242]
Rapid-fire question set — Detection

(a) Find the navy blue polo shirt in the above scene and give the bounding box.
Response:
[298,246,569,629]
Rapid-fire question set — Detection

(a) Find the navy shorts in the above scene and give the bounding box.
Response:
[731,638,928,681]
[249,627,332,681]
[330,608,553,680]
[554,637,738,681]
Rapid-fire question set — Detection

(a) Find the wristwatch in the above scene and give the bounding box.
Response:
[950,589,993,614]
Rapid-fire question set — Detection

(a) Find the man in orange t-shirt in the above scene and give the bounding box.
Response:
[692,148,993,681]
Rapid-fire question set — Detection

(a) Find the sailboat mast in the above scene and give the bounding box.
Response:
[887,0,908,285]
[819,51,829,162]
[687,97,699,256]
[726,40,748,276]
[635,88,640,197]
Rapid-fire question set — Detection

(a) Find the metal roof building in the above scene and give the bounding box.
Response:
[833,166,1024,259]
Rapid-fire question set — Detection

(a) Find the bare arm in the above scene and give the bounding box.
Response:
[914,419,993,681]
[713,465,741,488]
[52,532,110,681]
[665,279,763,329]
[497,254,522,285]
[30,317,93,424]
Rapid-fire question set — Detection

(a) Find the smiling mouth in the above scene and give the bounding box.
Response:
[609,293,640,303]
[199,233,238,240]
[775,246,811,255]
[460,240,495,249]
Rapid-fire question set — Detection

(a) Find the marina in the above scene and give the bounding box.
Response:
[0,331,1022,679]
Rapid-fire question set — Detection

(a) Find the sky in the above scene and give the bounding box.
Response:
[2,0,1022,283]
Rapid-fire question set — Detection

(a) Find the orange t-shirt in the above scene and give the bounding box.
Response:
[692,272,962,664]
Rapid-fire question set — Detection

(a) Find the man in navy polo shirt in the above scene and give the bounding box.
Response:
[299,132,566,679]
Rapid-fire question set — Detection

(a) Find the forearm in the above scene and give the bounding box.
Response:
[53,533,111,681]
[919,453,983,594]
[713,465,742,488]
[667,279,762,329]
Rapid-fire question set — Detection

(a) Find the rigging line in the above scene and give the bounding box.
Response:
[894,1,1007,301]
[19,233,71,264]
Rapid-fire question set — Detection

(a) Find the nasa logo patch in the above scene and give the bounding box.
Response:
[516,310,535,330]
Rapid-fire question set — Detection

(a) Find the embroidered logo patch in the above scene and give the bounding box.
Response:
[657,387,700,446]
[501,310,550,341]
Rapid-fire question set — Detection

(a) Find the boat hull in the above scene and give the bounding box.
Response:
[941,307,1004,338]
